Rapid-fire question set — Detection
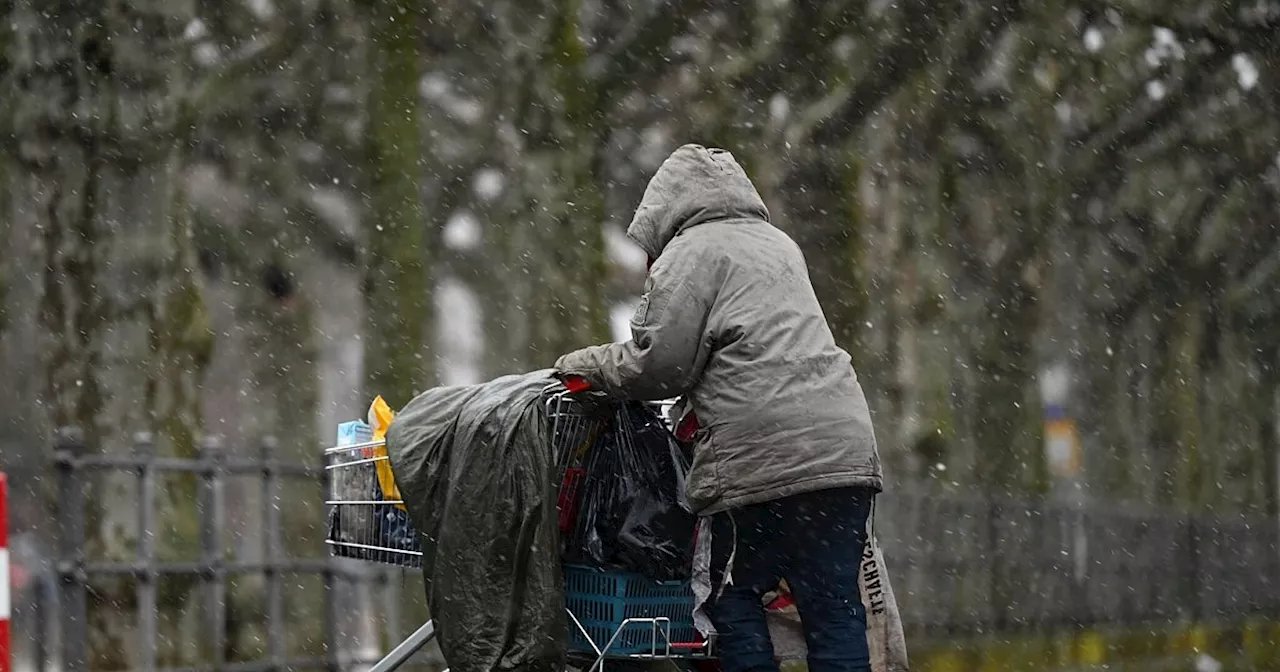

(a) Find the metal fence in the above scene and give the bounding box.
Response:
[18,428,432,672]
[6,427,1280,670]
[877,491,1280,634]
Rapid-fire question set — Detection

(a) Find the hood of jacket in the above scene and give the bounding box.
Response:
[626,144,770,259]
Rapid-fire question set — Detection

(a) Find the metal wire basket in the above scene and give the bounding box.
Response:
[323,385,618,568]
[324,437,423,568]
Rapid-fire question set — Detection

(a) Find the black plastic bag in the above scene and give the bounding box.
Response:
[567,402,696,581]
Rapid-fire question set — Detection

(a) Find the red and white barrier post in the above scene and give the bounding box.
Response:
[1,472,10,672]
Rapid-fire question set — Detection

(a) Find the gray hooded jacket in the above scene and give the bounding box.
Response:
[555,144,882,514]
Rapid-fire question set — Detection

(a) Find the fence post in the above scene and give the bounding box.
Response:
[321,458,340,672]
[1077,507,1092,626]
[2,471,10,672]
[134,433,158,672]
[32,578,46,672]
[54,427,88,671]
[382,568,400,659]
[260,437,284,670]
[199,436,227,670]
[1184,514,1201,621]
[986,494,1006,631]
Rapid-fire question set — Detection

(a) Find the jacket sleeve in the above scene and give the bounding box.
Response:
[554,257,711,401]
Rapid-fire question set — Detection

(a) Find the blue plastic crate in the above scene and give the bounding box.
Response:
[563,565,700,655]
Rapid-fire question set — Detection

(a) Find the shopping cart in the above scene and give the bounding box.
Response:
[324,381,714,671]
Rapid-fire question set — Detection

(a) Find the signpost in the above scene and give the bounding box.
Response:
[1041,365,1082,481]
[1,472,10,672]
[1041,364,1088,582]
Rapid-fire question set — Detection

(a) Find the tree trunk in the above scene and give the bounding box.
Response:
[363,0,431,404]
[521,2,610,364]
[1260,347,1280,518]
[523,149,611,364]
[15,2,212,665]
[1151,298,1205,508]
[969,284,1043,494]
[260,296,326,653]
[779,149,870,359]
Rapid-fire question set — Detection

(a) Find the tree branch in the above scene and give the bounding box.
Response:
[1067,49,1233,196]
[183,19,307,121]
[1075,0,1280,53]
[1232,241,1280,317]
[905,0,1026,157]
[1094,163,1264,326]
[1075,45,1231,148]
[591,0,707,112]
[289,189,361,266]
[808,0,983,146]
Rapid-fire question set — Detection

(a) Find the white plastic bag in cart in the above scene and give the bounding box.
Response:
[691,514,909,671]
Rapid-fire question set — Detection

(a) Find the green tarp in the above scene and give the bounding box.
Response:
[386,370,566,672]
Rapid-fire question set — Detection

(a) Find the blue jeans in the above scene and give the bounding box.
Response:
[707,487,874,672]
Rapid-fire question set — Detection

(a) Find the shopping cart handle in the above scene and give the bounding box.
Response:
[562,375,592,393]
[669,642,708,650]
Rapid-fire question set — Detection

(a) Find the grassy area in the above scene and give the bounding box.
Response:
[906,619,1280,672]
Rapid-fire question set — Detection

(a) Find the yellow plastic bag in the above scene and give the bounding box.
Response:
[368,395,405,511]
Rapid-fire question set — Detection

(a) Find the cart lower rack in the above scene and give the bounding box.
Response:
[366,611,709,672]
[324,384,713,671]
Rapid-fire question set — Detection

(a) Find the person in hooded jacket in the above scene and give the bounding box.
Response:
[556,144,884,672]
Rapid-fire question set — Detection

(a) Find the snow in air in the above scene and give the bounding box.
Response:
[1083,27,1103,53]
[443,210,482,251]
[1233,54,1259,91]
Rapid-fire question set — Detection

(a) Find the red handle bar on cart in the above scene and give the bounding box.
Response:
[561,375,592,393]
